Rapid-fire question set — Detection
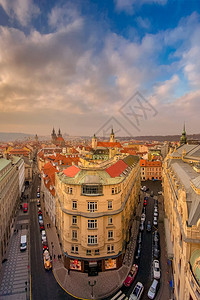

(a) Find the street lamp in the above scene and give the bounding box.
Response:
[88,280,96,298]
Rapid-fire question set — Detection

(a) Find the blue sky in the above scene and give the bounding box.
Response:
[0,0,200,137]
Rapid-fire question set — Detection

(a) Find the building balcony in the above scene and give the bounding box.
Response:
[186,228,200,241]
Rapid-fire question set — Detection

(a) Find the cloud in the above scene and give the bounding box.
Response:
[136,17,151,29]
[0,4,199,135]
[0,0,40,26]
[114,0,167,15]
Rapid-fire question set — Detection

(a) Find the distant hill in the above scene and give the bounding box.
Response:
[0,132,34,142]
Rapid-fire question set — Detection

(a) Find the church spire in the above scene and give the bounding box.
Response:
[180,122,187,145]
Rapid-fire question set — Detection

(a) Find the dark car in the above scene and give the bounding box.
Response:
[144,196,148,200]
[40,224,45,231]
[153,244,160,259]
[138,232,142,244]
[153,231,160,243]
[135,244,141,260]
[146,221,151,232]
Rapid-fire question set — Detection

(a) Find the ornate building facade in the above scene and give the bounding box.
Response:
[55,155,140,273]
[163,144,200,300]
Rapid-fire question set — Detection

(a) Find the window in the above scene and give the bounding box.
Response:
[86,250,91,255]
[72,230,77,240]
[88,202,97,212]
[108,201,113,210]
[72,200,77,210]
[108,217,113,225]
[108,230,113,240]
[88,220,97,229]
[70,188,73,194]
[72,216,77,225]
[82,184,103,195]
[95,249,99,255]
[115,187,117,194]
[88,235,97,245]
[67,187,69,193]
[71,245,78,253]
[107,244,114,253]
[112,188,114,194]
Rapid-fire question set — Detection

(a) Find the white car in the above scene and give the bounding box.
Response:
[153,217,158,226]
[148,279,159,299]
[129,282,144,300]
[153,260,160,279]
[154,207,158,213]
[41,230,46,243]
[154,211,158,217]
[141,213,146,222]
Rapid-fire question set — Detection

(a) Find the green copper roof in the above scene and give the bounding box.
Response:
[0,158,11,172]
[190,249,200,286]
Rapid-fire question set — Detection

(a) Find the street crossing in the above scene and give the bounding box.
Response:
[111,290,128,300]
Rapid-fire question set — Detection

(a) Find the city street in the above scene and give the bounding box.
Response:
[108,180,169,300]
[30,163,73,300]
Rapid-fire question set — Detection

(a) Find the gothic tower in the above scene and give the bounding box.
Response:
[92,134,97,149]
[110,128,115,143]
[51,127,57,144]
[180,123,187,145]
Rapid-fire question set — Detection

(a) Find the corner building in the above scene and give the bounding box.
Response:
[163,144,200,300]
[55,155,140,273]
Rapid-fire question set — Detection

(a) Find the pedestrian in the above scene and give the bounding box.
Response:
[54,254,56,259]
[47,223,49,228]
[49,223,51,228]
[68,269,70,275]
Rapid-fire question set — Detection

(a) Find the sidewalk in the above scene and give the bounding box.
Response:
[40,198,144,300]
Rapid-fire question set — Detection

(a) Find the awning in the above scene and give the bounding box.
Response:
[164,218,174,259]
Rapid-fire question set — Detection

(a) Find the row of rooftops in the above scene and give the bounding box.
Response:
[57,155,139,185]
[167,144,200,226]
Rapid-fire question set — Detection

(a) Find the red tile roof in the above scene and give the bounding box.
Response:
[105,160,128,177]
[63,165,80,177]
[97,142,122,148]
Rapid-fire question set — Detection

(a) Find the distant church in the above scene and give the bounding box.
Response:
[51,128,65,147]
[180,123,187,145]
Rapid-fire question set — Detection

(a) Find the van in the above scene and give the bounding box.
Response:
[147,279,159,299]
[23,203,28,213]
[20,235,27,251]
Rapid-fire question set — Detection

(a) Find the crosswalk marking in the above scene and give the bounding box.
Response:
[118,294,126,300]
[111,290,122,300]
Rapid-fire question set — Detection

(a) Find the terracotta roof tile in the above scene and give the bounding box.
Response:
[63,165,80,177]
[105,160,128,177]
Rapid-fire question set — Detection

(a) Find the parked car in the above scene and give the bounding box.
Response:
[146,221,151,232]
[154,211,158,217]
[153,217,158,226]
[153,245,160,259]
[140,222,144,232]
[37,192,40,198]
[144,196,148,200]
[41,230,46,243]
[141,213,146,223]
[153,260,161,279]
[124,264,138,287]
[37,186,40,193]
[38,215,44,225]
[37,199,40,207]
[154,199,158,206]
[129,282,144,300]
[150,191,154,197]
[135,244,141,260]
[147,279,159,299]
[40,224,45,231]
[144,200,147,206]
[138,232,142,244]
[154,206,158,213]
[158,191,162,195]
[153,231,160,243]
